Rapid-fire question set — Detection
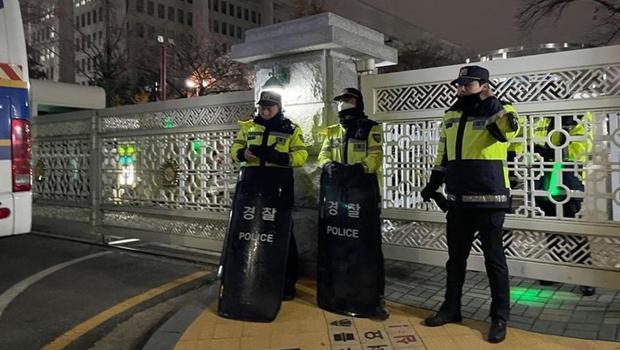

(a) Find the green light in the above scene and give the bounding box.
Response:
[548,162,563,197]
[192,139,202,153]
[163,116,175,129]
[510,286,578,307]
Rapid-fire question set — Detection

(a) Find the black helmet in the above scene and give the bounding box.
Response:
[334,87,364,111]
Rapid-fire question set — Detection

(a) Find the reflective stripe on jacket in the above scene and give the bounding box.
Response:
[435,97,520,208]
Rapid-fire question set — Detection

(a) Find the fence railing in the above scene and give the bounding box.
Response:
[363,45,620,288]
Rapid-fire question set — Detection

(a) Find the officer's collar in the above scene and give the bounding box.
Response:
[254,113,284,127]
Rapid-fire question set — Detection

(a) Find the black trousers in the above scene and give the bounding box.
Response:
[440,207,510,322]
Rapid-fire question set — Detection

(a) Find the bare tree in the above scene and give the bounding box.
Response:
[163,37,254,97]
[291,0,326,19]
[379,40,466,74]
[517,0,620,45]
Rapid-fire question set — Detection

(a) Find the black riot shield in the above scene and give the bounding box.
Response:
[218,171,293,322]
[317,171,383,317]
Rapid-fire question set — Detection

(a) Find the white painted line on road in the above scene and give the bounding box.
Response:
[107,238,141,245]
[0,251,112,320]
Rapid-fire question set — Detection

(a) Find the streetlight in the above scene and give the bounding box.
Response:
[157,35,175,101]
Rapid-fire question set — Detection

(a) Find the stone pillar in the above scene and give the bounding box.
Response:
[232,12,397,276]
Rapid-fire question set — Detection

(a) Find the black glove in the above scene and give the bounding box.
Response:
[236,148,248,162]
[263,143,290,166]
[249,144,268,158]
[323,161,343,177]
[421,170,444,202]
[343,163,365,178]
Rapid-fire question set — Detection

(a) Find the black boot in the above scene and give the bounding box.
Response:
[282,287,296,301]
[372,298,390,320]
[579,286,596,297]
[424,313,462,327]
[488,319,507,343]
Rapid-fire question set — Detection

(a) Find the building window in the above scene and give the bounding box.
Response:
[137,0,144,12]
[75,38,80,49]
[213,20,219,33]
[81,14,85,27]
[75,16,79,26]
[208,0,210,9]
[229,4,234,16]
[213,0,218,11]
[158,4,164,18]
[229,23,234,37]
[168,6,174,20]
[136,23,144,38]
[99,8,103,21]
[236,5,241,19]
[244,8,248,21]
[87,11,91,25]
[258,13,261,25]
[251,10,256,23]
[187,12,193,26]
[222,1,226,14]
[92,10,97,23]
[99,30,103,45]
[237,26,241,39]
[147,1,154,15]
[222,21,227,35]
[208,19,212,31]
[177,9,184,24]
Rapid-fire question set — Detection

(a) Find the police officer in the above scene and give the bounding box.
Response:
[230,90,308,301]
[533,112,595,296]
[421,66,520,343]
[317,87,388,319]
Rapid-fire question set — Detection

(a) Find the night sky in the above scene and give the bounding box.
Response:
[369,0,616,52]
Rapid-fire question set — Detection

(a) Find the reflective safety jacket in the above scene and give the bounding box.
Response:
[533,112,593,164]
[435,97,520,209]
[230,115,308,168]
[318,117,383,184]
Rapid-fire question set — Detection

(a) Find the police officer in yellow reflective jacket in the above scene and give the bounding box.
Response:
[317,87,388,319]
[533,112,595,296]
[421,66,519,344]
[230,90,308,300]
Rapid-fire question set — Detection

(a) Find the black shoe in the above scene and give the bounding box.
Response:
[372,300,390,320]
[282,289,296,301]
[579,286,596,297]
[488,319,507,343]
[424,313,462,327]
[539,280,556,286]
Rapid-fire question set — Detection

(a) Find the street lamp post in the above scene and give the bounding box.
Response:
[157,35,175,101]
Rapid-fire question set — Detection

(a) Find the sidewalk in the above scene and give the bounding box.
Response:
[145,275,620,350]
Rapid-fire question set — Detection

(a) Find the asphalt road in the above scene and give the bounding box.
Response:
[0,234,211,350]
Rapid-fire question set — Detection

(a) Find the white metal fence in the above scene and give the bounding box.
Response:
[32,46,620,288]
[32,91,254,251]
[362,45,620,288]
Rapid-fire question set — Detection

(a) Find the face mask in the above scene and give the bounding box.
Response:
[337,101,356,112]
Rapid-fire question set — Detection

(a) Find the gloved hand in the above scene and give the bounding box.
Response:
[322,161,344,177]
[249,144,268,158]
[264,143,290,166]
[343,163,365,178]
[421,170,444,202]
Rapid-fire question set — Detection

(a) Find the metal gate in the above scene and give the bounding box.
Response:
[32,91,254,252]
[362,45,620,288]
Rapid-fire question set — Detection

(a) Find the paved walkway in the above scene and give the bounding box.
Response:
[149,277,620,350]
[383,260,620,341]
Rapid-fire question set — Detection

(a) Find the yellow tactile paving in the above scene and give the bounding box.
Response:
[176,279,620,350]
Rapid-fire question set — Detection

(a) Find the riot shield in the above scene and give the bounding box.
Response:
[218,174,293,322]
[317,171,383,317]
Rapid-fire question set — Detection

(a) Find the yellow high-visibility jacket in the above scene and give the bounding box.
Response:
[318,118,383,185]
[230,115,308,168]
[435,97,520,208]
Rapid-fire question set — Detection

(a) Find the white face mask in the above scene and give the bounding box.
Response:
[337,101,356,112]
